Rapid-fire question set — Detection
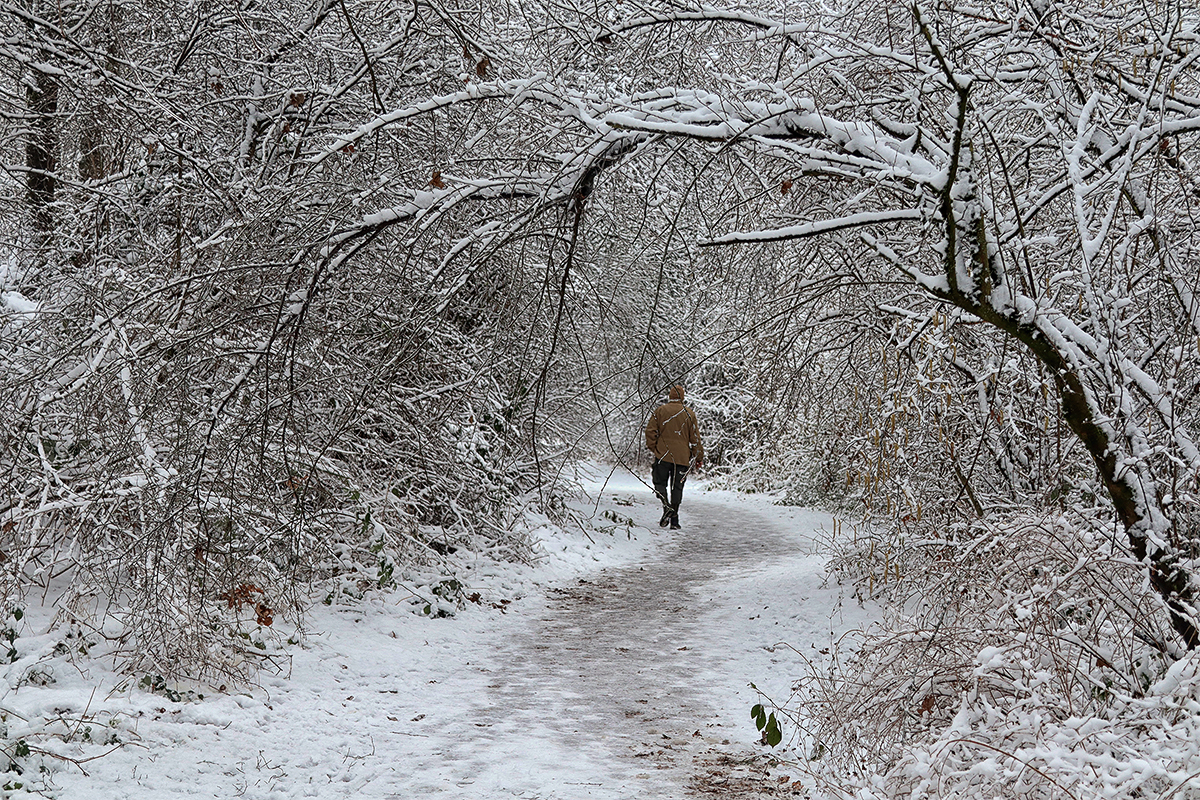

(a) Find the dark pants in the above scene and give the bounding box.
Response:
[652,459,689,512]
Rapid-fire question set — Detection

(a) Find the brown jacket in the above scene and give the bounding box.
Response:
[645,401,703,466]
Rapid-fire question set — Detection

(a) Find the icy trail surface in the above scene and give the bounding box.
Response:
[50,474,859,798]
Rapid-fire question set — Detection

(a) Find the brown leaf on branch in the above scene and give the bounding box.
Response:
[476,57,491,77]
[781,179,793,195]
[430,170,446,188]
[219,583,263,610]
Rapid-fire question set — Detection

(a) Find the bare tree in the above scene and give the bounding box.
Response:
[440,0,1200,649]
[0,0,602,677]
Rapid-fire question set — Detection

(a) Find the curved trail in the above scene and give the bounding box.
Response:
[432,487,839,798]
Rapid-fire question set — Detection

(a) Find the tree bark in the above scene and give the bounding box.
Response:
[948,292,1200,650]
[24,66,58,250]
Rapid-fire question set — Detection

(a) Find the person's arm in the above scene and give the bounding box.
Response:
[689,408,704,466]
[645,409,660,458]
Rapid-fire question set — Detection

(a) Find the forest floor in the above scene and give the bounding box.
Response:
[28,471,867,799]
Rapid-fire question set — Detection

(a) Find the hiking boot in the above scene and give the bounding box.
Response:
[669,513,681,530]
[659,508,672,528]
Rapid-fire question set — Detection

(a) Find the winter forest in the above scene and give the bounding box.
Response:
[3,0,1200,797]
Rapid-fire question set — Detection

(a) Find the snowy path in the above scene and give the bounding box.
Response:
[433,494,827,798]
[48,479,858,799]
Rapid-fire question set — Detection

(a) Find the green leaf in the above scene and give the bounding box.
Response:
[765,713,783,747]
[767,725,782,747]
[750,704,763,719]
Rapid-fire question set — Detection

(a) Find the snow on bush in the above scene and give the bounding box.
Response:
[788,512,1200,799]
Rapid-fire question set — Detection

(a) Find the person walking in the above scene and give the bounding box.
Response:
[644,384,704,529]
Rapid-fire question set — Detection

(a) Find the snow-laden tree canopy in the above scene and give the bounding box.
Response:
[310,0,1200,646]
[3,0,1200,735]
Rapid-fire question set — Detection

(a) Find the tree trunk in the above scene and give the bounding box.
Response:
[956,294,1200,650]
[24,66,58,254]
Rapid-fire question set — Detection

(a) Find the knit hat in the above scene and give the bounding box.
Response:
[669,384,685,401]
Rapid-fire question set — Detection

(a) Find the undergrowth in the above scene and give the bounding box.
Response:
[775,512,1199,799]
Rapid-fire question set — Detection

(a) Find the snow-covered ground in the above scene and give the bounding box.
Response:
[5,469,867,798]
